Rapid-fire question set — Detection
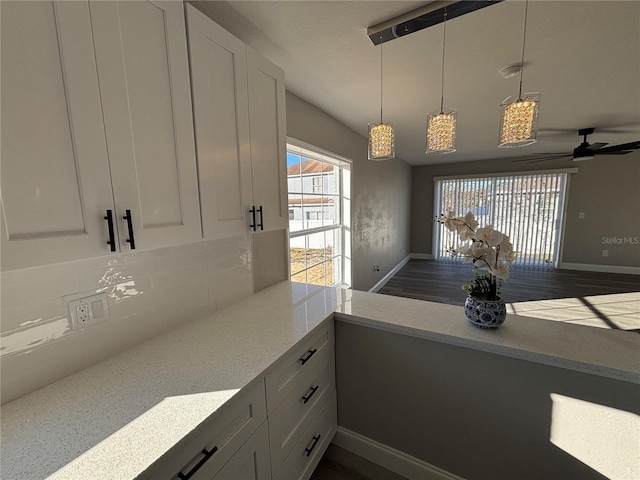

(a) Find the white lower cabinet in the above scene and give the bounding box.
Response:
[273,392,337,480]
[157,323,337,480]
[212,422,271,480]
[266,323,336,479]
[141,381,266,480]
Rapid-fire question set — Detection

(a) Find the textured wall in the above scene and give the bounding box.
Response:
[336,321,640,480]
[285,92,412,291]
[411,151,640,268]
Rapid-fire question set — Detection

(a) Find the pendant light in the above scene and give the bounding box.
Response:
[498,0,540,148]
[368,37,395,160]
[426,9,456,155]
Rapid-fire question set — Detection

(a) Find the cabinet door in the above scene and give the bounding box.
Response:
[186,4,253,240]
[0,0,116,271]
[89,0,201,251]
[246,48,289,232]
[212,422,271,480]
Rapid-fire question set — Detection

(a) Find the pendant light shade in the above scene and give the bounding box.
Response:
[368,121,395,160]
[426,110,457,154]
[498,93,540,147]
[426,10,456,155]
[498,0,539,148]
[368,38,395,161]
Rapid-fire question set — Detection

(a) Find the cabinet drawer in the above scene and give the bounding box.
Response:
[212,421,271,480]
[265,323,334,413]
[273,392,337,480]
[173,382,266,480]
[143,381,266,480]
[269,355,335,472]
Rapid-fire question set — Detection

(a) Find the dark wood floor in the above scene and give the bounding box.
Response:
[378,259,640,304]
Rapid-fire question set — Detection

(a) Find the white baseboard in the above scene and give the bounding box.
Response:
[332,427,463,480]
[559,262,640,275]
[410,253,434,260]
[369,255,411,293]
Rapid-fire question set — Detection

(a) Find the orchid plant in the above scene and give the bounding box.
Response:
[436,211,516,301]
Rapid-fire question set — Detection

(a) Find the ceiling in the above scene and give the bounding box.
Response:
[194,1,640,166]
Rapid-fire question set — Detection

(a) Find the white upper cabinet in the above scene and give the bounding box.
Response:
[246,48,289,233]
[90,0,201,250]
[186,4,253,239]
[0,0,201,271]
[186,5,288,238]
[0,1,115,271]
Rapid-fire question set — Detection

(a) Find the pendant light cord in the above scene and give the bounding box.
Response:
[440,9,448,114]
[518,0,529,99]
[380,37,383,123]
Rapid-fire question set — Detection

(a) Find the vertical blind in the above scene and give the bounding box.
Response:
[435,172,568,268]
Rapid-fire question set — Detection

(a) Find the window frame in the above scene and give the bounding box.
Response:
[287,139,351,287]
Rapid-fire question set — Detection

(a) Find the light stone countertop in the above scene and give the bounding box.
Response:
[334,289,640,384]
[1,282,639,479]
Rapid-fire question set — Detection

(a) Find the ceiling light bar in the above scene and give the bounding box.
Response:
[367,0,504,45]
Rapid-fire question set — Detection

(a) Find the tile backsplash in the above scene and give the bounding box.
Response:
[1,235,253,404]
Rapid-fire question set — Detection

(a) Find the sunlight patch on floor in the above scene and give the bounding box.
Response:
[507,292,640,330]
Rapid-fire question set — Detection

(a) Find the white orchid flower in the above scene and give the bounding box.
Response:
[441,210,459,232]
[464,211,479,231]
[493,261,511,280]
[476,225,504,246]
[457,243,476,262]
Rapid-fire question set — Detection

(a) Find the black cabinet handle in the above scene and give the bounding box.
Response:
[177,446,218,480]
[257,205,264,230]
[299,348,317,365]
[123,209,136,249]
[249,206,257,231]
[304,435,321,457]
[104,210,116,252]
[302,385,319,404]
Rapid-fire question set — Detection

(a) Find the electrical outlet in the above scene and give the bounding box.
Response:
[68,293,109,329]
[602,250,609,257]
[76,304,89,323]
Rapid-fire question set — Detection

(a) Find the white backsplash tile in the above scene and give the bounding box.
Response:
[0,235,254,404]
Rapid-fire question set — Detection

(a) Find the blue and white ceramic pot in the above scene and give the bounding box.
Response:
[464,296,506,329]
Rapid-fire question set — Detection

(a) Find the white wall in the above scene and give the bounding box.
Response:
[285,92,412,291]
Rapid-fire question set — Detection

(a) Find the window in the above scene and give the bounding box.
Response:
[287,141,351,287]
[434,171,569,268]
[312,177,322,193]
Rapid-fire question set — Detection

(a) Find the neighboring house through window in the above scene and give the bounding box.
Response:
[287,141,351,287]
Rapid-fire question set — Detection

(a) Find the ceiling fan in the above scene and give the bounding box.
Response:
[512,128,640,163]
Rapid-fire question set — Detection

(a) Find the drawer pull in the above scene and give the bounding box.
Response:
[304,434,321,457]
[302,385,319,404]
[299,348,317,365]
[177,446,218,480]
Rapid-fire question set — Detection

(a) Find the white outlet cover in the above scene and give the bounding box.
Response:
[68,292,109,329]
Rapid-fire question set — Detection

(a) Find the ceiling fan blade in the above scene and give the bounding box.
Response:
[596,140,640,153]
[584,142,608,152]
[593,150,633,156]
[511,154,571,163]
[525,156,573,164]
